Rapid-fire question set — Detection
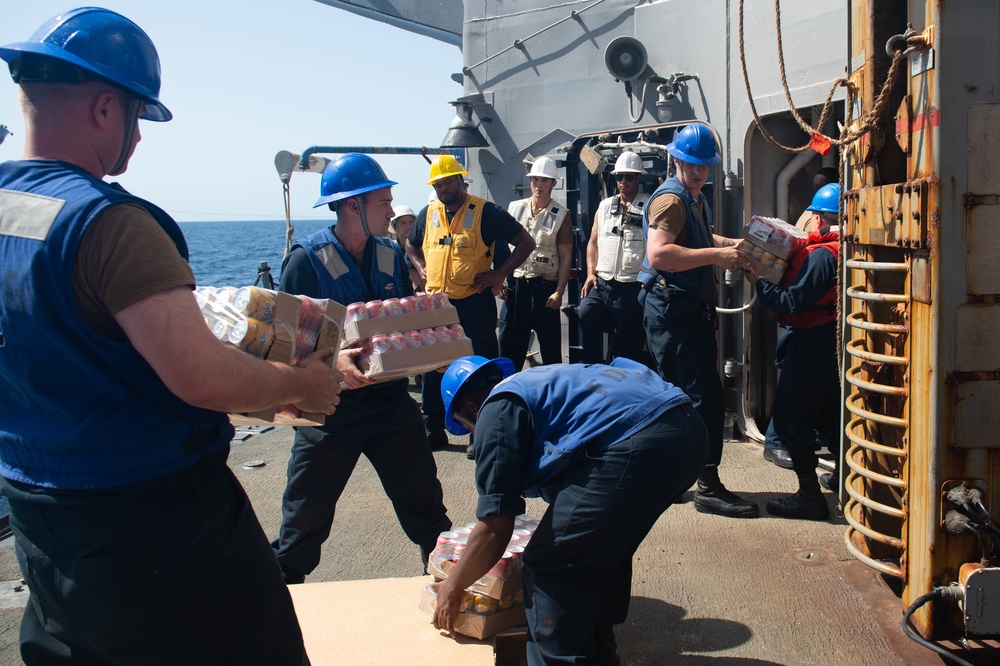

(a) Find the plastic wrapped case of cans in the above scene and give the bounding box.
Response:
[196,286,346,425]
[419,516,538,639]
[344,294,475,382]
[738,215,809,284]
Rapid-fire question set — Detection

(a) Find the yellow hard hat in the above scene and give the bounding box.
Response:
[427,155,469,185]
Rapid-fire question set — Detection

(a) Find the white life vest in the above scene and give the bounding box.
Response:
[595,192,650,282]
[508,198,568,280]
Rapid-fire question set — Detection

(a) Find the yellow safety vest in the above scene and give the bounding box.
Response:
[423,195,492,299]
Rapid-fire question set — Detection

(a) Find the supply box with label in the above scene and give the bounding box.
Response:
[345,294,473,382]
[738,215,809,284]
[420,516,537,639]
[196,286,346,426]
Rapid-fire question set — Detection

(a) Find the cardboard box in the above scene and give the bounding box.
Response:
[742,215,807,260]
[360,338,474,383]
[427,553,523,601]
[418,585,526,640]
[288,577,499,664]
[738,241,787,285]
[345,306,459,343]
[230,291,347,426]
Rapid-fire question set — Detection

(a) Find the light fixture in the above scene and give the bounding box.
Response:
[440,102,490,148]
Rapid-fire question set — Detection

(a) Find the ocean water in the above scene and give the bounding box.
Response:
[178,219,331,288]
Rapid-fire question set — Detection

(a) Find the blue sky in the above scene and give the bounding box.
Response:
[0,1,463,222]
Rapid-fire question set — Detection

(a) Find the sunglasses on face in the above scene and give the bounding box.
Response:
[615,174,637,183]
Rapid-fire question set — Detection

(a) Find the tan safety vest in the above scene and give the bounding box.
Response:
[508,198,568,280]
[422,195,492,299]
[595,192,650,282]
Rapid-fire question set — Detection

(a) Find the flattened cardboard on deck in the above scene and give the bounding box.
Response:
[288,577,500,664]
[229,292,346,427]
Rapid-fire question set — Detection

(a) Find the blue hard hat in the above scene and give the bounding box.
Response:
[666,123,722,166]
[313,153,397,208]
[806,183,841,215]
[442,356,516,435]
[0,7,171,122]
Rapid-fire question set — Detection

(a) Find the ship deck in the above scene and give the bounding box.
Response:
[0,384,996,664]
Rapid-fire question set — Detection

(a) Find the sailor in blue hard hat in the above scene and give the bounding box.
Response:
[0,6,171,175]
[748,183,842,520]
[637,123,759,519]
[0,8,345,663]
[434,355,707,664]
[274,153,451,587]
[314,153,399,237]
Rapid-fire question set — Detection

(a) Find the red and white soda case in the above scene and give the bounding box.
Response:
[382,298,406,316]
[346,302,370,324]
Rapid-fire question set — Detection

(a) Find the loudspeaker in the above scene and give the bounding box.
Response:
[604,36,648,81]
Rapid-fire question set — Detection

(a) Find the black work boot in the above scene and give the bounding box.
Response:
[766,490,830,520]
[694,467,759,518]
[767,451,830,520]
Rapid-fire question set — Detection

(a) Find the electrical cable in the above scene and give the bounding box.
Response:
[971,497,1000,534]
[901,587,975,666]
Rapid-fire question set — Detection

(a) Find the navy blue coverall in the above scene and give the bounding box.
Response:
[273,235,451,580]
[755,236,841,467]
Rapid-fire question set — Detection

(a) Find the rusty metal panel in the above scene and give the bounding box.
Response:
[952,381,1000,448]
[911,251,931,304]
[969,105,1000,194]
[966,205,1000,295]
[955,305,1000,371]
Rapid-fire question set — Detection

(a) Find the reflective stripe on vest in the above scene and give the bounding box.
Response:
[422,195,491,299]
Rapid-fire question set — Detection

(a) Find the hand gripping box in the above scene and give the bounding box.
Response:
[739,215,808,285]
[426,551,523,601]
[228,291,346,426]
[418,584,526,640]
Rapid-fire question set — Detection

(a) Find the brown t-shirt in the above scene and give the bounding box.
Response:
[646,193,708,247]
[73,203,196,340]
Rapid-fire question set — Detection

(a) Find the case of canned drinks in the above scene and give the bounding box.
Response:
[196,286,347,425]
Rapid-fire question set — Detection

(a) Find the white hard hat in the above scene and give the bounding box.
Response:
[391,204,416,222]
[526,156,558,180]
[427,191,438,203]
[612,151,645,175]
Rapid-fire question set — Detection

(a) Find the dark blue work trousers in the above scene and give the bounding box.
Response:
[640,287,725,467]
[4,448,308,666]
[522,405,708,665]
[422,289,499,432]
[499,276,562,370]
[770,323,841,462]
[272,386,451,577]
[578,277,650,364]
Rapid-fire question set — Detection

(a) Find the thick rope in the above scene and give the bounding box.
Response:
[738,0,907,154]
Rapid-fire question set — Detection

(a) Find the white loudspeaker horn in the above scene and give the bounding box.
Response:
[604,36,649,81]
